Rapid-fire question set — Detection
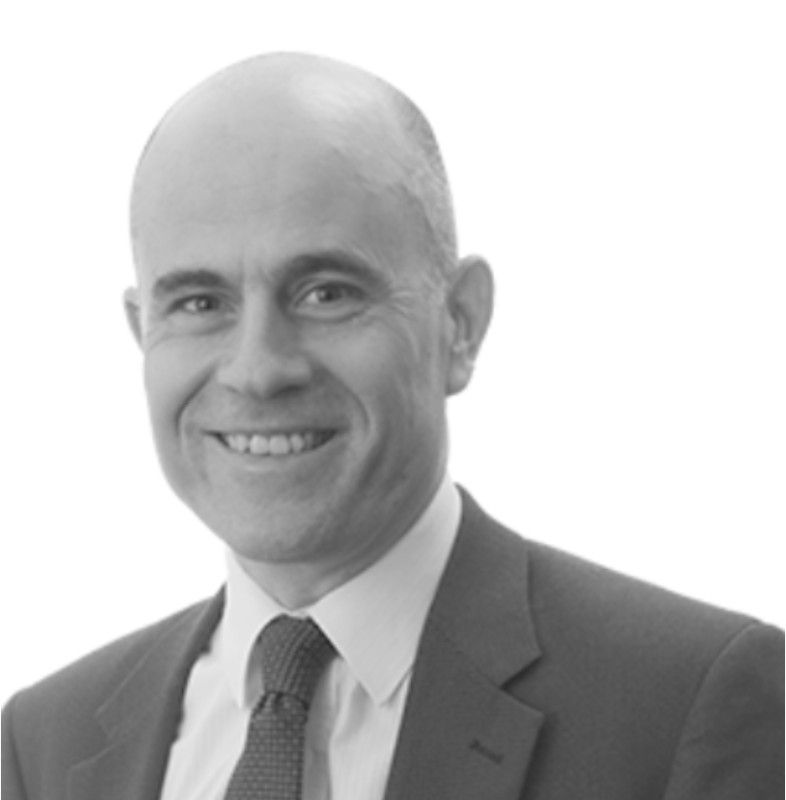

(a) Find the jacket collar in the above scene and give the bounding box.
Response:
[383,488,544,800]
[68,489,543,800]
[68,593,224,800]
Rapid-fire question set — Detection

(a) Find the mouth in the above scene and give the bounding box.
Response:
[214,429,337,457]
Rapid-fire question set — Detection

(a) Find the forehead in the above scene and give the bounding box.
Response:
[132,90,426,290]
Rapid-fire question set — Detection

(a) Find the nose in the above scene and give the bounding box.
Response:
[215,301,313,399]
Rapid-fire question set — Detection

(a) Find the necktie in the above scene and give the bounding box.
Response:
[224,615,336,800]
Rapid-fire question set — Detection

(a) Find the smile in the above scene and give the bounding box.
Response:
[216,430,336,457]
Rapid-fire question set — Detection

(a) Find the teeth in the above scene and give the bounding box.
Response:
[269,435,289,456]
[249,435,270,456]
[228,434,250,452]
[221,431,329,457]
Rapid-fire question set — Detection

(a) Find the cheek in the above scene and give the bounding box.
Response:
[328,318,446,433]
[143,341,213,437]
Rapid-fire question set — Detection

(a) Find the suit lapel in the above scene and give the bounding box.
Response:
[384,490,545,800]
[68,593,224,800]
[64,491,542,800]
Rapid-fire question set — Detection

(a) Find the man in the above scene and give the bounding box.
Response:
[2,53,782,800]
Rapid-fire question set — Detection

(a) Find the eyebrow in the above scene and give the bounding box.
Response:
[151,268,231,302]
[282,251,387,289]
[150,251,388,301]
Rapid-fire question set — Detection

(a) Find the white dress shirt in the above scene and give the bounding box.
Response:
[160,476,461,800]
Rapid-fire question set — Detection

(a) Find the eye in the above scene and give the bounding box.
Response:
[300,283,362,306]
[171,294,223,314]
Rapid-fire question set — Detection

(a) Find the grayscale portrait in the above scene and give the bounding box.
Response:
[3,11,783,799]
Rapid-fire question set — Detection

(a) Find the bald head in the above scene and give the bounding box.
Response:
[131,53,457,283]
[124,55,494,599]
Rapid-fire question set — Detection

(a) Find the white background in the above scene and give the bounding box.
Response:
[2,1,783,705]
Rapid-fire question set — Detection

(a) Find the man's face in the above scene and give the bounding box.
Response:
[130,110,455,586]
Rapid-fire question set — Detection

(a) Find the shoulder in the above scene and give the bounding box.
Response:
[4,597,218,733]
[4,597,223,799]
[526,536,759,656]
[459,488,779,683]
[460,492,782,789]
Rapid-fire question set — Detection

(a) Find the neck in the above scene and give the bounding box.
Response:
[234,472,448,609]
[234,557,359,610]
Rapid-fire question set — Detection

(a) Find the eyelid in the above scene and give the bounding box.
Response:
[167,291,226,314]
[293,278,365,306]
[311,281,361,298]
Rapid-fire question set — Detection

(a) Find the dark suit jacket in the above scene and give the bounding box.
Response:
[3,491,783,799]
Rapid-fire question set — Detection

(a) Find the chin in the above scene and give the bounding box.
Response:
[207,504,336,563]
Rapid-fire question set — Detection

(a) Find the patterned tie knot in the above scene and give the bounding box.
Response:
[258,616,335,707]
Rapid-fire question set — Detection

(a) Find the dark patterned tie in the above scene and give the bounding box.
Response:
[224,615,336,800]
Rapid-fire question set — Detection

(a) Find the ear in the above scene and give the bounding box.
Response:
[444,255,494,396]
[124,287,144,347]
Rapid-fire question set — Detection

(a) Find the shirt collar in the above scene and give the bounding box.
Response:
[221,474,462,709]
